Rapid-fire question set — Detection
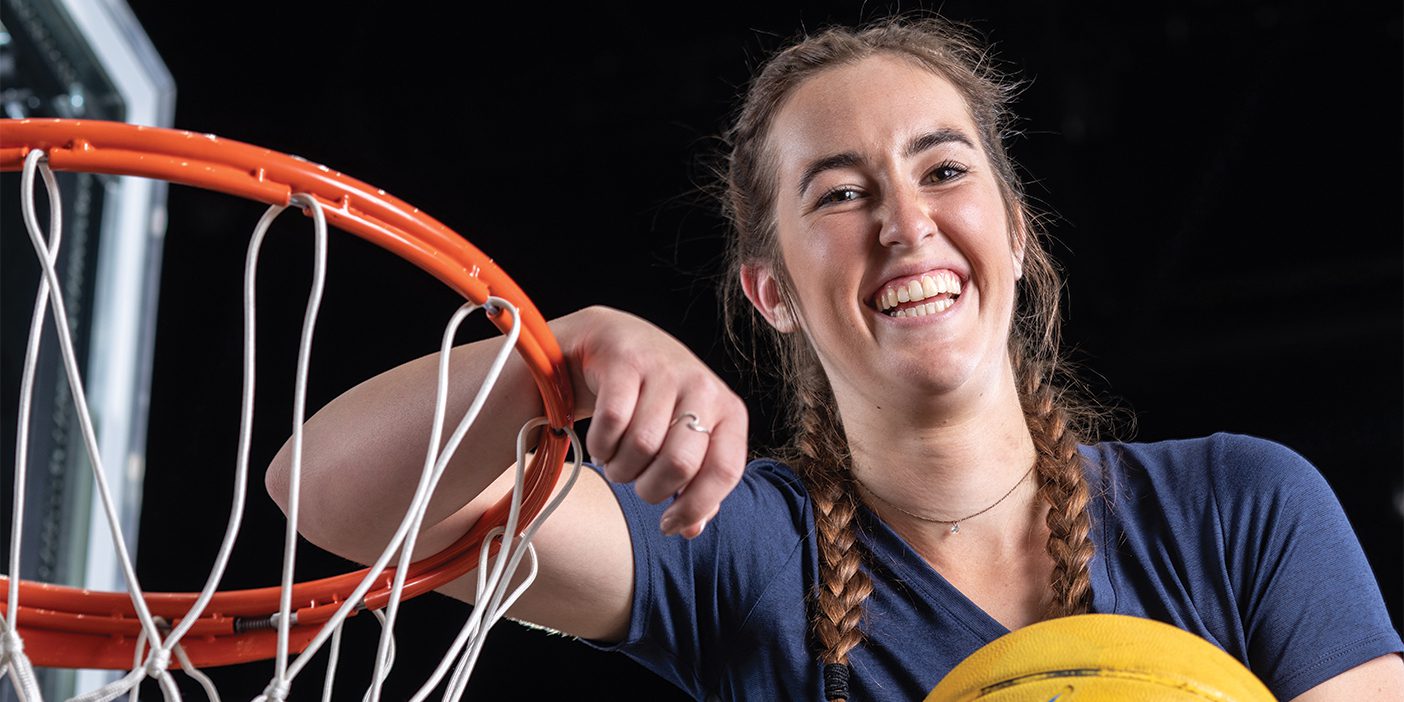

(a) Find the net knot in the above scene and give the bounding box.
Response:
[1,629,24,659]
[144,647,172,677]
[262,680,291,701]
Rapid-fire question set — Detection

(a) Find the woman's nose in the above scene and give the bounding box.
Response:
[877,190,938,249]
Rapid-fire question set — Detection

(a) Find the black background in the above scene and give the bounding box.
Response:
[113,0,1401,698]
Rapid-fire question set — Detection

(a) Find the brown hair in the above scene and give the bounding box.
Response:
[718,17,1096,700]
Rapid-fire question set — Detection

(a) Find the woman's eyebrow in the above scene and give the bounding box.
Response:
[797,152,863,197]
[906,128,975,157]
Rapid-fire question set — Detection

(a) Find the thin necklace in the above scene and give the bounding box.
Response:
[856,463,1036,534]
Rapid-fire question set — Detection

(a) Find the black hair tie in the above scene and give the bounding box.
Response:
[823,662,850,700]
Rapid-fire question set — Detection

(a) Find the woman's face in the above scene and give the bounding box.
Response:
[746,54,1023,413]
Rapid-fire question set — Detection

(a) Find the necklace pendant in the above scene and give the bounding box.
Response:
[949,523,960,534]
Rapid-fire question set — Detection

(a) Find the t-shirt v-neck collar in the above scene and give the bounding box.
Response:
[856,505,1015,642]
[853,468,1117,645]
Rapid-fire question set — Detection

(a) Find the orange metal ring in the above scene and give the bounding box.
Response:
[0,118,575,669]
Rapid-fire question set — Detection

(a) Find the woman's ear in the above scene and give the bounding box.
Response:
[740,263,796,333]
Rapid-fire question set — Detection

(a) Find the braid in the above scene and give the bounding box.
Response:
[790,365,872,702]
[1017,355,1095,617]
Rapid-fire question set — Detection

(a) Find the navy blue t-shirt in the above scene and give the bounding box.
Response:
[587,433,1402,700]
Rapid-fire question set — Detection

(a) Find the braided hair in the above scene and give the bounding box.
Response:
[719,17,1098,700]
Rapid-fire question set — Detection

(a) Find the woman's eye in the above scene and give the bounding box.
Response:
[816,187,862,207]
[928,161,969,182]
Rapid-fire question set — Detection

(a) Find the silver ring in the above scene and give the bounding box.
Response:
[670,411,711,435]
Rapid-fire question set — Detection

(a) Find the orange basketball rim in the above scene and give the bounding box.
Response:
[0,118,575,669]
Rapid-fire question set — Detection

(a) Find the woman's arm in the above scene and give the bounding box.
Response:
[264,305,748,641]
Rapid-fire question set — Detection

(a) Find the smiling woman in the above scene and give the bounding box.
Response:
[254,13,1404,702]
[92,1,1404,699]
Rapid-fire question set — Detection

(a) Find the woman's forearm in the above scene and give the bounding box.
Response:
[264,307,600,564]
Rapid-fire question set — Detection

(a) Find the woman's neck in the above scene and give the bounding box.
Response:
[834,356,1043,556]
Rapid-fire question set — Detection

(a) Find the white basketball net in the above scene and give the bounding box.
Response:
[2,150,582,701]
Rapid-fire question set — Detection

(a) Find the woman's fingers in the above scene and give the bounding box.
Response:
[632,405,715,504]
[582,360,641,471]
[600,378,677,485]
[659,402,747,538]
[564,307,747,539]
[593,372,747,539]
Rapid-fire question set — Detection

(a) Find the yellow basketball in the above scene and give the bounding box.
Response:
[925,614,1275,701]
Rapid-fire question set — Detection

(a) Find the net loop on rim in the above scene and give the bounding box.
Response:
[9,133,232,671]
[4,149,53,702]
[259,191,332,694]
[11,145,186,692]
[0,119,579,692]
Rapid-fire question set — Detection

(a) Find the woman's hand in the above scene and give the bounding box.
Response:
[556,306,748,539]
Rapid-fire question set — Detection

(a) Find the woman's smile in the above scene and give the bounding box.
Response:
[870,268,964,318]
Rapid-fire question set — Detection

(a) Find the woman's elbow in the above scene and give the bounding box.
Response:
[265,440,293,515]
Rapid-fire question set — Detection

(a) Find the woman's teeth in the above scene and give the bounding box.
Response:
[875,271,962,317]
[889,298,954,318]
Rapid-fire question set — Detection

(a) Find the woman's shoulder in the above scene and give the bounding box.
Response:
[740,455,807,489]
[1081,436,1399,699]
[1081,432,1323,506]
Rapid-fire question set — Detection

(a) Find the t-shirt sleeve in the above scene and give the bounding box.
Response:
[1209,434,1403,700]
[579,459,812,696]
